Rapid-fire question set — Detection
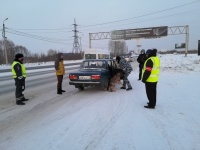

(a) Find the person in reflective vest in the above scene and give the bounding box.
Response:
[55,53,65,94]
[142,49,160,109]
[11,53,28,105]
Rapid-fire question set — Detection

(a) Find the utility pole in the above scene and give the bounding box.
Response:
[2,18,8,64]
[72,18,81,53]
[79,36,82,52]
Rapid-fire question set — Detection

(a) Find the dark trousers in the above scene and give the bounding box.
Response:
[145,82,157,107]
[139,64,144,80]
[57,75,63,90]
[14,78,24,101]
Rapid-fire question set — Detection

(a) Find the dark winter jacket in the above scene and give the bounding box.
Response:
[137,54,147,67]
[142,49,158,83]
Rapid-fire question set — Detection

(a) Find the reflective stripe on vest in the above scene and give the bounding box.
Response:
[11,61,27,78]
[142,57,160,82]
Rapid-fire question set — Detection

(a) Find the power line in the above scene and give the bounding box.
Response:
[79,8,200,32]
[7,28,74,41]
[1,0,199,50]
[6,29,74,45]
[79,0,200,28]
[3,0,200,32]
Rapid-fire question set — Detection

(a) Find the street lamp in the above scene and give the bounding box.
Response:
[2,18,8,64]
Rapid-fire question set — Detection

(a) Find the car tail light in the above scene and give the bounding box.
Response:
[91,75,100,80]
[69,75,78,80]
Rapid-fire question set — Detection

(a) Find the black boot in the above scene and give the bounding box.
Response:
[57,89,62,94]
[61,89,65,92]
[144,105,155,109]
[126,87,132,91]
[147,102,156,106]
[22,97,29,101]
[16,100,25,105]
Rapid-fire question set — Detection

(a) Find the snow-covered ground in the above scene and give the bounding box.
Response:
[0,60,82,76]
[0,54,200,150]
[0,60,83,69]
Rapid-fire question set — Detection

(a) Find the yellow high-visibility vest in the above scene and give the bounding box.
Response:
[11,61,27,78]
[21,64,27,77]
[142,56,160,82]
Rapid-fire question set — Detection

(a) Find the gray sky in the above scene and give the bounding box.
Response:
[1,0,200,54]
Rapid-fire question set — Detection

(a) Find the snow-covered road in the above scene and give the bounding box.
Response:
[0,54,200,150]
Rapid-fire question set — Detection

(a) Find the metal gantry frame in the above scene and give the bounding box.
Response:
[168,25,189,56]
[89,25,189,56]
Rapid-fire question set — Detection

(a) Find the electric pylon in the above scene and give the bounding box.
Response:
[72,18,81,53]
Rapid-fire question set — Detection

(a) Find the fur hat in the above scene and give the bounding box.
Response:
[146,49,152,54]
[141,49,145,53]
[151,49,157,56]
[15,53,24,59]
[116,56,121,62]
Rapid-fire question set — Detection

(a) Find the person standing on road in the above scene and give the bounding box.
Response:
[55,53,65,94]
[137,49,147,81]
[11,53,28,105]
[116,56,133,91]
[142,49,160,109]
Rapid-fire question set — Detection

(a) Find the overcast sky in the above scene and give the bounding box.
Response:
[0,0,200,54]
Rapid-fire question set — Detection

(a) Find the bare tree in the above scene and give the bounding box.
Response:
[5,39,15,63]
[108,40,127,57]
[47,49,57,56]
[0,40,4,64]
[47,49,57,61]
[0,39,31,64]
[15,45,29,56]
[0,39,83,64]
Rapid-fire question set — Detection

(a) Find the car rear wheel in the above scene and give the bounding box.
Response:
[102,80,109,91]
[77,86,84,91]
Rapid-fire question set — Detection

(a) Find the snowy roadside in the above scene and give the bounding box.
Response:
[159,54,200,72]
[0,54,200,150]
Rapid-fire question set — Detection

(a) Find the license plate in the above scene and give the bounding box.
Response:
[79,76,91,80]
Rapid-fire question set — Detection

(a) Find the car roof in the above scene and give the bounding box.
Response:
[83,59,115,62]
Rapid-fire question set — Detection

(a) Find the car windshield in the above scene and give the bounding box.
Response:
[80,60,106,70]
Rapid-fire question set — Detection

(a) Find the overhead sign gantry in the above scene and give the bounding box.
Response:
[89,25,189,56]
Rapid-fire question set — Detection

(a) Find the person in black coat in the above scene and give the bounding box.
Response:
[142,49,160,109]
[137,49,147,80]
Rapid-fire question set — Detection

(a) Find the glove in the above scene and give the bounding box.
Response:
[142,79,146,83]
[18,76,24,80]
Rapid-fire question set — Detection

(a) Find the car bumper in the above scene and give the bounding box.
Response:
[69,81,101,87]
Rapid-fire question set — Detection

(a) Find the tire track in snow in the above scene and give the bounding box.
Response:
[144,108,186,150]
[79,97,135,150]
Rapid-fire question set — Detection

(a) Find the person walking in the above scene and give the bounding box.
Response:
[11,53,28,105]
[142,49,160,109]
[55,53,65,94]
[116,56,133,91]
[137,49,147,80]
